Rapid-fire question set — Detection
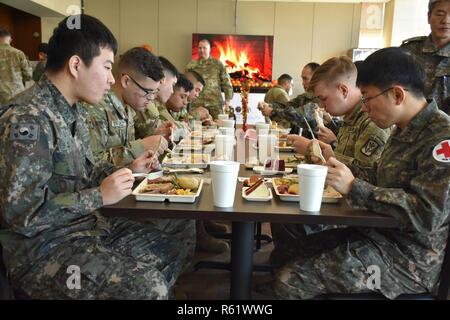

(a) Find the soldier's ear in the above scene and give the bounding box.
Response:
[121,74,129,89]
[392,86,406,105]
[68,55,82,79]
[338,83,349,99]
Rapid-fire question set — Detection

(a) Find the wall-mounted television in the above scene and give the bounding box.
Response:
[192,33,274,87]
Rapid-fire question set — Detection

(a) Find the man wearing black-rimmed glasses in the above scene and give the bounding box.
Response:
[83,47,169,168]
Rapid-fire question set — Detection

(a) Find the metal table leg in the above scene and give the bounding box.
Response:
[230,221,255,300]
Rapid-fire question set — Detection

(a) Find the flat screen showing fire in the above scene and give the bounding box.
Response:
[192,33,274,86]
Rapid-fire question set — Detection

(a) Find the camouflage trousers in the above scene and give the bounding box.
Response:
[13,217,187,300]
[143,218,196,269]
[270,224,427,300]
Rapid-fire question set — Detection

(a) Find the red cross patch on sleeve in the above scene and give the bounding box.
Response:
[433,140,450,163]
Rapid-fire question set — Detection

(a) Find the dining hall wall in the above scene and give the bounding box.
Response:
[83,0,361,96]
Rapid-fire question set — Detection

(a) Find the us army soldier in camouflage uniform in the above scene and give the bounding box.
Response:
[186,39,234,120]
[259,63,328,137]
[0,15,186,300]
[401,0,450,114]
[288,56,391,169]
[83,47,168,168]
[0,28,32,105]
[135,57,178,140]
[83,48,196,265]
[264,74,292,105]
[270,47,450,300]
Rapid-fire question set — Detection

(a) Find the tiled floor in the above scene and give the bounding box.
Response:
[176,222,276,300]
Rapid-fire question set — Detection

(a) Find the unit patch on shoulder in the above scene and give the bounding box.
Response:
[9,124,40,141]
[433,140,450,163]
[361,139,381,157]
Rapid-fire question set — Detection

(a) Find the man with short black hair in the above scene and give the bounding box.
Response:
[264,74,293,106]
[258,63,322,134]
[272,47,450,300]
[0,15,186,299]
[32,43,48,82]
[401,0,450,113]
[0,27,32,105]
[83,47,168,168]
[158,74,193,126]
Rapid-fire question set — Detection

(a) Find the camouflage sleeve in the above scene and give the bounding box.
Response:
[347,147,450,233]
[185,61,195,72]
[85,105,140,167]
[275,90,290,104]
[337,120,390,168]
[219,62,234,101]
[0,115,103,237]
[272,101,318,135]
[134,106,160,139]
[19,52,32,82]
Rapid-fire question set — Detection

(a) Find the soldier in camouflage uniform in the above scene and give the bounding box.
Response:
[264,74,292,105]
[401,0,450,114]
[287,56,391,169]
[258,63,336,138]
[32,43,48,83]
[83,48,196,265]
[0,28,32,105]
[83,47,168,168]
[272,57,391,263]
[270,47,450,300]
[186,39,234,120]
[0,15,187,300]
[173,70,215,126]
[135,57,178,140]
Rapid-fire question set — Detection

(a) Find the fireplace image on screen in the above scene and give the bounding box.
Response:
[192,33,274,89]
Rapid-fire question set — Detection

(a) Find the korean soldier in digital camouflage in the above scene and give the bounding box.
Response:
[186,39,234,120]
[82,48,196,263]
[134,56,178,140]
[258,63,336,138]
[0,15,187,299]
[267,47,450,300]
[401,0,450,114]
[0,27,32,106]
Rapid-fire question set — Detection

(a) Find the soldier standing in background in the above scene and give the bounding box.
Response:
[0,27,32,105]
[186,39,234,120]
[401,0,450,113]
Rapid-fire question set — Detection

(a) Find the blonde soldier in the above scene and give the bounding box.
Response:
[401,0,450,114]
[83,47,167,168]
[288,56,391,169]
[135,56,178,139]
[0,28,32,105]
[186,39,233,120]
